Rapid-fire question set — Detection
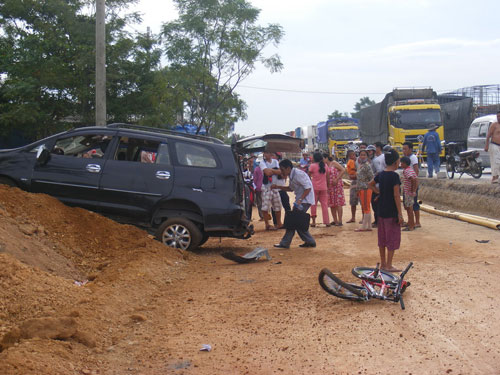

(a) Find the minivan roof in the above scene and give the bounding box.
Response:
[64,124,227,147]
[471,114,498,123]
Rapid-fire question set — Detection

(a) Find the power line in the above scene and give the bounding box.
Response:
[238,84,476,96]
[238,85,386,95]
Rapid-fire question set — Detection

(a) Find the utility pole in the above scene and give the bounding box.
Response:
[96,0,106,126]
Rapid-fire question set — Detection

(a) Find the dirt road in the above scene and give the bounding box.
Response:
[1,186,499,374]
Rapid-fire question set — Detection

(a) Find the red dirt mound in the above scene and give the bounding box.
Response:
[0,186,185,374]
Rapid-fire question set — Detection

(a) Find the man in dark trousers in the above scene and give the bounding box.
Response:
[422,124,442,178]
[271,159,316,249]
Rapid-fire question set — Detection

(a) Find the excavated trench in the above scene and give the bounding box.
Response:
[417,178,500,221]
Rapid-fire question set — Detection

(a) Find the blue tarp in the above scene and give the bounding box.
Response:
[326,117,359,126]
[295,127,302,138]
[316,121,328,144]
[171,124,207,135]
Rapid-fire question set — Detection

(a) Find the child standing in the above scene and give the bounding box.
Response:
[400,156,418,231]
[346,150,358,223]
[369,149,403,272]
[356,150,374,232]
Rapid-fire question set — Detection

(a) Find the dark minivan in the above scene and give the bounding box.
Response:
[0,124,254,250]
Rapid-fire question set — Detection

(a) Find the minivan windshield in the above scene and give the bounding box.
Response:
[392,109,442,130]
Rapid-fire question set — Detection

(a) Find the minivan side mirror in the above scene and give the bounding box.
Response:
[36,145,51,165]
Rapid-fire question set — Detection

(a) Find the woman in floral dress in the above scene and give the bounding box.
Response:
[324,154,346,226]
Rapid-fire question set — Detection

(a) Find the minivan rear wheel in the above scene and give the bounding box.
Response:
[0,177,16,187]
[156,217,202,251]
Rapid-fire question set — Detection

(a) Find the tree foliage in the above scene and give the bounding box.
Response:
[327,110,350,120]
[162,0,284,135]
[0,0,147,140]
[0,0,283,145]
[351,96,376,119]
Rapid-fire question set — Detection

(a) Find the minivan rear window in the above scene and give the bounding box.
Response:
[175,142,217,168]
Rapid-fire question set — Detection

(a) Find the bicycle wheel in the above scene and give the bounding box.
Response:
[318,268,366,301]
[446,160,455,179]
[351,267,399,284]
[469,160,482,179]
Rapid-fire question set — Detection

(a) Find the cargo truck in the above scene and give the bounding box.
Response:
[359,88,445,156]
[327,117,361,162]
[360,88,474,157]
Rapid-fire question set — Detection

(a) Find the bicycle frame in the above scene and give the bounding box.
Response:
[318,262,413,309]
[357,262,413,309]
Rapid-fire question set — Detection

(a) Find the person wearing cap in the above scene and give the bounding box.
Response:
[366,144,376,158]
[422,124,442,178]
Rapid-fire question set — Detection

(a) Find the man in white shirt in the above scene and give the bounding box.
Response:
[402,142,421,228]
[271,159,316,248]
[260,151,283,230]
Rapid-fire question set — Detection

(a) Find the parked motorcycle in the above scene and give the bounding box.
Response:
[445,142,482,179]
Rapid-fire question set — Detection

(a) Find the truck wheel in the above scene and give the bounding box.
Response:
[156,217,202,251]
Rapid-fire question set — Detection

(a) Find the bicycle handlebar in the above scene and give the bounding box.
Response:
[395,262,413,308]
[374,263,380,279]
[399,262,413,281]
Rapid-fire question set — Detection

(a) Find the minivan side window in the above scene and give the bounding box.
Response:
[468,123,479,138]
[114,137,170,164]
[175,142,217,168]
[479,123,490,137]
[52,134,112,158]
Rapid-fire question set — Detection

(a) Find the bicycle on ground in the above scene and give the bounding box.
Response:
[318,262,413,310]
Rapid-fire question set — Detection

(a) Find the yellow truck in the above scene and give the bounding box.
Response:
[327,117,361,162]
[360,88,444,157]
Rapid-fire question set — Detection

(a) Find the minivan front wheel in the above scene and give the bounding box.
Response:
[156,217,202,251]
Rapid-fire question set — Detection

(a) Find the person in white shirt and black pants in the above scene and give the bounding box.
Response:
[272,159,316,249]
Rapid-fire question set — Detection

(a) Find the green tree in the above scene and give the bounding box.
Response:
[351,97,376,119]
[0,0,143,140]
[327,110,350,120]
[162,0,284,135]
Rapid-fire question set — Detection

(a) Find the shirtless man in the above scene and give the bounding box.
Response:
[485,111,500,184]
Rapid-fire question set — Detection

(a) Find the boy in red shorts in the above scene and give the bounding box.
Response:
[369,149,403,272]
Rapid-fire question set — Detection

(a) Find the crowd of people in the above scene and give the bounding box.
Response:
[237,114,500,271]
[240,141,424,272]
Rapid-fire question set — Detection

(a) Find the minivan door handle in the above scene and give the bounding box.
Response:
[156,171,171,180]
[86,164,101,173]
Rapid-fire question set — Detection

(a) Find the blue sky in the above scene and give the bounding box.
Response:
[134,0,500,135]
